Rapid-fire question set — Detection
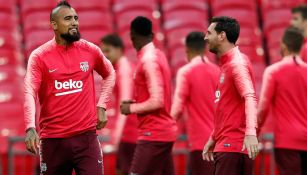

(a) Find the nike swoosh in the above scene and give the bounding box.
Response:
[49,69,57,73]
[98,160,102,164]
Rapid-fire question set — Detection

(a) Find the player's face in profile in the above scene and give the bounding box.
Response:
[100,44,121,64]
[291,12,304,30]
[205,23,219,54]
[55,7,80,42]
[130,29,141,51]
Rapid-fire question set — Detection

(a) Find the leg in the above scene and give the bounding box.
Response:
[242,153,253,175]
[130,141,174,175]
[300,151,307,175]
[72,131,103,175]
[39,139,73,175]
[275,148,301,175]
[161,142,174,175]
[116,142,136,175]
[190,151,214,175]
[214,152,253,175]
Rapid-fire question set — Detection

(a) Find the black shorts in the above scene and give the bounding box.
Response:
[130,140,174,175]
[214,152,253,175]
[116,142,136,174]
[275,148,307,175]
[189,150,214,175]
[39,130,103,175]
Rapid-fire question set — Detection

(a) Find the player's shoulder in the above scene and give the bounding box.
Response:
[232,52,250,65]
[30,39,55,59]
[178,62,193,76]
[75,39,100,53]
[264,60,290,77]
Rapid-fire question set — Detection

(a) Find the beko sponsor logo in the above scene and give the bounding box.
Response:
[54,79,83,96]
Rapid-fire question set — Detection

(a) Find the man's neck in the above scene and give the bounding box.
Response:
[283,52,300,58]
[138,41,151,51]
[217,43,235,58]
[55,36,70,46]
[188,53,202,62]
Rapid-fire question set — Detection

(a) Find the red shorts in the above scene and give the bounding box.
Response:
[116,142,136,174]
[214,152,253,175]
[130,140,174,175]
[39,130,103,175]
[189,150,214,175]
[275,148,307,175]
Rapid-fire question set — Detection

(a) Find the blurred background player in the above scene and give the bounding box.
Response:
[120,16,177,175]
[257,27,307,175]
[100,34,138,175]
[24,1,115,174]
[291,4,307,62]
[171,31,219,175]
[202,16,259,175]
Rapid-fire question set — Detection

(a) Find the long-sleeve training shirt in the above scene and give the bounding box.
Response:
[212,47,258,153]
[258,56,307,151]
[171,56,220,151]
[113,56,138,144]
[130,42,177,142]
[24,38,115,138]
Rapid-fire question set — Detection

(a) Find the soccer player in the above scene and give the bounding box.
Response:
[24,1,115,174]
[257,27,307,175]
[291,4,307,62]
[171,31,219,175]
[202,16,259,175]
[100,34,138,175]
[120,16,177,175]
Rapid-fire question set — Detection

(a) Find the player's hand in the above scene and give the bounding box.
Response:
[242,135,259,160]
[120,101,133,115]
[25,128,39,154]
[96,107,108,130]
[202,138,215,162]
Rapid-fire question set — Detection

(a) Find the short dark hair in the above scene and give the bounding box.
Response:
[210,16,240,44]
[50,0,72,21]
[292,4,307,20]
[185,31,206,53]
[101,34,124,50]
[130,16,153,36]
[282,27,304,53]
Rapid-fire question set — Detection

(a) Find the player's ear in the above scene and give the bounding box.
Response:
[51,21,58,31]
[218,31,226,41]
[280,42,287,57]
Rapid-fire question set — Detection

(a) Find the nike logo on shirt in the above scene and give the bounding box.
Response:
[49,69,57,73]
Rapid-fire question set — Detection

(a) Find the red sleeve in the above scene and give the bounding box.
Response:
[171,67,189,119]
[130,59,164,114]
[232,62,258,136]
[93,46,116,109]
[113,60,134,144]
[24,52,43,130]
[257,67,276,129]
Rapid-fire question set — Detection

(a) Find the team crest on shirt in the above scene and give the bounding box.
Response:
[220,73,225,83]
[80,61,89,72]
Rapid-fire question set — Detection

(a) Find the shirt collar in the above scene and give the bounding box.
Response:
[282,55,304,64]
[52,37,77,50]
[190,55,208,63]
[137,42,155,58]
[220,46,239,65]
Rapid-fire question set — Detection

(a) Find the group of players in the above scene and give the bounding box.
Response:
[23,1,307,175]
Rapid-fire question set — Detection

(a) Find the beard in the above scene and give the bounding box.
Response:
[209,47,218,54]
[60,30,81,43]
